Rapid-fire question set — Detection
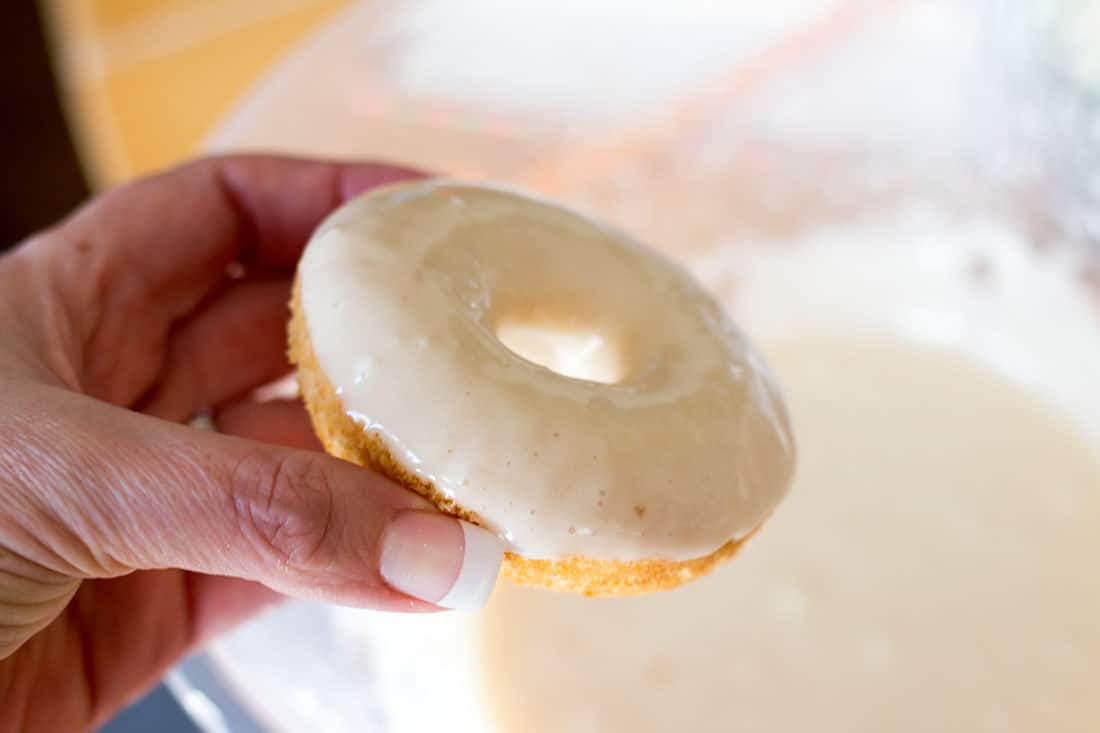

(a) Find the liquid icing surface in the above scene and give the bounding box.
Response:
[298,182,794,560]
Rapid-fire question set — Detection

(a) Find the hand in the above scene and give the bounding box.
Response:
[0,156,504,732]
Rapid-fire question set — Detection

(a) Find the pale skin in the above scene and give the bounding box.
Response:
[0,156,481,731]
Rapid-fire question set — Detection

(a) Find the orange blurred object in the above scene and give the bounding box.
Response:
[40,0,349,188]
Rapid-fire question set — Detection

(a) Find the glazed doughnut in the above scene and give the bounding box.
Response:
[289,182,794,596]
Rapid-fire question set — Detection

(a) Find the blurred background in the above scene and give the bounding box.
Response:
[1,2,86,249]
[2,1,350,249]
[9,0,1100,250]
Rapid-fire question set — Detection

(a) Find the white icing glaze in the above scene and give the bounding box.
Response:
[298,181,794,561]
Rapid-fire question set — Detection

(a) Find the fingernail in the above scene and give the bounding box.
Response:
[379,511,504,610]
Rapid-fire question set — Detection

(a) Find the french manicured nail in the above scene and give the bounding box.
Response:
[380,510,504,610]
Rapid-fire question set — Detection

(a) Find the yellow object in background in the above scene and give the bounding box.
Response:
[41,0,349,189]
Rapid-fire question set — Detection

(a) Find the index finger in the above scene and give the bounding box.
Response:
[203,154,426,270]
[41,154,422,326]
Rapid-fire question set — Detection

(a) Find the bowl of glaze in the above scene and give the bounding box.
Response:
[176,1,1100,730]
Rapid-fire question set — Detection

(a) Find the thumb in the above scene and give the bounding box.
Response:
[8,387,505,613]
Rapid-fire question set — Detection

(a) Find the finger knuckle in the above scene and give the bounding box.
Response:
[231,452,336,571]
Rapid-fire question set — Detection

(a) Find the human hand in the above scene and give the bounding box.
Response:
[0,156,504,732]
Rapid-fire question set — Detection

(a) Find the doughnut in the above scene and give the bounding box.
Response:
[288,182,794,596]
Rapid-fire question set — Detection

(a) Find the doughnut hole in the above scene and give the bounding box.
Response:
[495,316,626,384]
